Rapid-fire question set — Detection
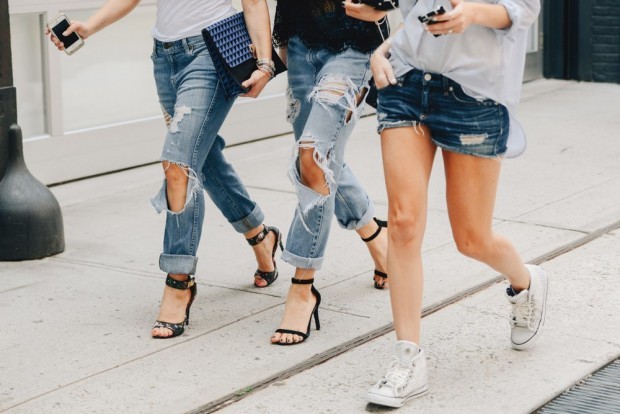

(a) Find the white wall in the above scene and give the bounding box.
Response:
[9,0,289,184]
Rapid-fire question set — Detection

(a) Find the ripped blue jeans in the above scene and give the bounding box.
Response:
[282,36,376,270]
[150,35,264,275]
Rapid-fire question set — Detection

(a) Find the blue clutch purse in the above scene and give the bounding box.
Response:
[202,12,287,99]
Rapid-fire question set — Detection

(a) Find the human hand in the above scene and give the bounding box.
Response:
[241,69,270,98]
[424,0,475,36]
[370,49,396,89]
[46,20,93,51]
[342,0,388,22]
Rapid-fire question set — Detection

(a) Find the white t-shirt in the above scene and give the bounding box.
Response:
[390,0,540,158]
[152,0,236,42]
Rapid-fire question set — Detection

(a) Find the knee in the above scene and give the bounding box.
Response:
[298,146,331,196]
[388,213,425,248]
[453,230,492,260]
[164,162,189,188]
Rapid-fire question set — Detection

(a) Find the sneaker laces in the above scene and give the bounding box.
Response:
[509,295,537,330]
[382,360,414,391]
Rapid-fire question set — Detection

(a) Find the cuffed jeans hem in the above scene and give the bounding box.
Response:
[282,249,325,271]
[338,201,376,230]
[159,253,198,275]
[230,204,265,233]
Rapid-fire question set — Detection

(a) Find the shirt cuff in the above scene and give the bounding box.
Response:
[495,0,541,38]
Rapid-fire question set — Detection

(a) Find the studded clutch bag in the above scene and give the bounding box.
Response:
[202,12,287,99]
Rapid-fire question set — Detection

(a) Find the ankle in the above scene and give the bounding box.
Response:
[288,284,314,301]
[244,224,265,241]
[168,273,190,282]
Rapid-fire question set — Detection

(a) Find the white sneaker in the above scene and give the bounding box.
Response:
[367,341,428,408]
[507,264,548,350]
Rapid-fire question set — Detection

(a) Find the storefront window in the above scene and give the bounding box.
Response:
[60,6,160,131]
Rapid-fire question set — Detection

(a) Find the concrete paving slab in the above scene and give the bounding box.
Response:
[494,81,620,221]
[220,230,620,414]
[2,302,378,414]
[0,260,282,411]
[515,177,620,232]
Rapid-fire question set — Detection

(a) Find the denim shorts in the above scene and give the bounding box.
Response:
[376,68,509,158]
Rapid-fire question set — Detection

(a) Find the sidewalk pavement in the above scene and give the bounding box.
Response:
[1,79,619,414]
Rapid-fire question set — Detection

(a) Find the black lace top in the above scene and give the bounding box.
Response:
[273,0,390,53]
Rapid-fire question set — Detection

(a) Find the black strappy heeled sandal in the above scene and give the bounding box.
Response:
[361,217,389,290]
[152,275,197,339]
[273,278,321,345]
[246,225,284,288]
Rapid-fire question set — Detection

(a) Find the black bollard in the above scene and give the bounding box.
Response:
[0,124,65,260]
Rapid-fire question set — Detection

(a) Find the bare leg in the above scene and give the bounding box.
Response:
[153,162,192,338]
[270,268,318,344]
[381,126,437,344]
[271,144,325,344]
[443,151,530,290]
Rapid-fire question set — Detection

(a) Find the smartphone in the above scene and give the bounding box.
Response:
[47,14,84,55]
[418,6,447,37]
[418,6,446,25]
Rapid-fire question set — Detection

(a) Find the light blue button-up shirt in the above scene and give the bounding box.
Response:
[390,0,541,158]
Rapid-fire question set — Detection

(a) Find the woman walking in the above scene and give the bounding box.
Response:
[366,0,546,407]
[270,0,395,345]
[49,0,284,339]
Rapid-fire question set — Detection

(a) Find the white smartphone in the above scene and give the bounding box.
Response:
[47,14,84,55]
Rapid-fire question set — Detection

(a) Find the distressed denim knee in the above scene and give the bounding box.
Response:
[282,37,376,270]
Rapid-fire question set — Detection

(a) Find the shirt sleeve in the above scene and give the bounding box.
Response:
[495,0,541,38]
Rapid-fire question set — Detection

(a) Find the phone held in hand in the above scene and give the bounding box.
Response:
[418,6,446,37]
[418,6,446,24]
[48,14,84,55]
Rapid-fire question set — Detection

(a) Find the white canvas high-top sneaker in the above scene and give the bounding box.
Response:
[507,264,549,350]
[367,341,428,408]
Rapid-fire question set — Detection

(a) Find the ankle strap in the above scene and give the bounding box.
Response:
[246,226,269,246]
[166,275,195,290]
[291,277,314,285]
[361,217,388,243]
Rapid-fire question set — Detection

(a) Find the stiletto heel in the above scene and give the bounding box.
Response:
[274,278,321,345]
[361,217,389,289]
[152,275,197,338]
[246,225,283,287]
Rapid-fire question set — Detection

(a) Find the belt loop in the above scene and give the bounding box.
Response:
[152,39,158,57]
[182,37,190,54]
[442,75,450,94]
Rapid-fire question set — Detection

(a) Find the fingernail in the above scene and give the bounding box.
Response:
[390,78,397,84]
[62,31,68,36]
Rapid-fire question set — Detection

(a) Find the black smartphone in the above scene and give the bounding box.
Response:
[48,14,84,55]
[418,6,447,37]
[418,6,446,25]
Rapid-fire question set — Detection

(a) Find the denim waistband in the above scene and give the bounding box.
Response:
[153,35,205,55]
[403,68,455,92]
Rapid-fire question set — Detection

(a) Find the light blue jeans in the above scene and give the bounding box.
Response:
[150,35,264,275]
[282,36,376,270]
